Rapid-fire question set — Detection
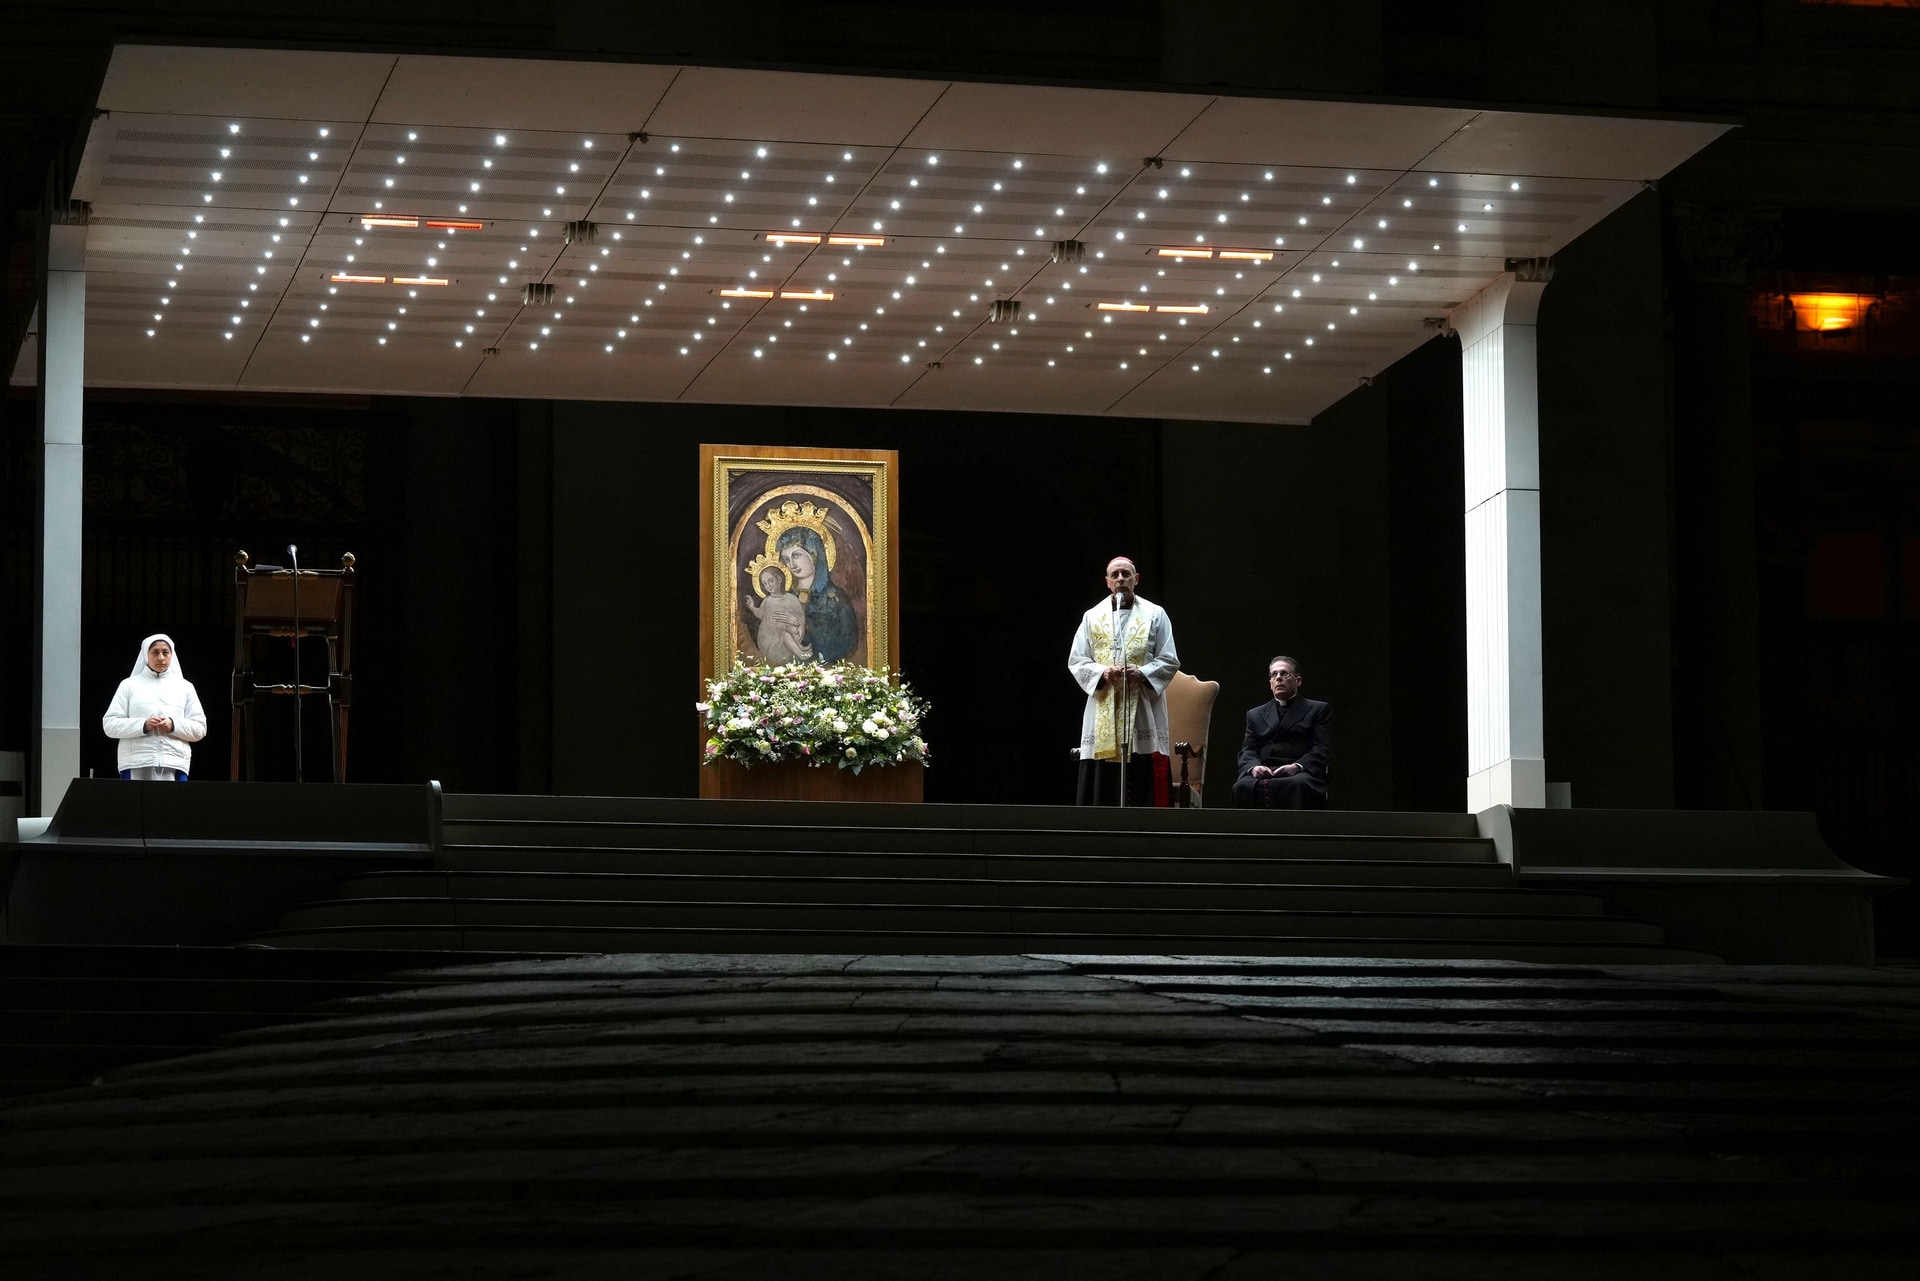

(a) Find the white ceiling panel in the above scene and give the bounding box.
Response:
[338,125,630,226]
[644,67,947,146]
[1166,98,1477,170]
[372,56,678,133]
[83,310,254,388]
[97,45,392,121]
[241,324,483,395]
[76,113,356,212]
[61,44,1729,424]
[894,358,1152,417]
[903,82,1212,157]
[462,348,701,402]
[1416,111,1733,181]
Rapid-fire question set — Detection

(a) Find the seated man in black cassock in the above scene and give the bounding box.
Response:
[1232,654,1332,808]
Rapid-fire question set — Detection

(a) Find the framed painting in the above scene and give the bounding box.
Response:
[699,444,899,683]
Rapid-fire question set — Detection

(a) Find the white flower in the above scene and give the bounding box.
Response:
[875,727,890,739]
[861,720,878,734]
[845,747,857,758]
[833,720,848,733]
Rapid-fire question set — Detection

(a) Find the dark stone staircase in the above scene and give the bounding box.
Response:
[0,944,543,1096]
[250,795,1720,963]
[3,952,1915,1276]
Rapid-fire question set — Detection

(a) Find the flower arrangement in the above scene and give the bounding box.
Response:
[698,661,930,774]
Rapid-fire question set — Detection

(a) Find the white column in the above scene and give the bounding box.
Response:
[36,215,86,816]
[1456,269,1550,812]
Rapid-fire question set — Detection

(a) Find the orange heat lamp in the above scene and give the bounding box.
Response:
[1096,302,1151,312]
[720,288,776,299]
[1154,303,1210,315]
[1156,247,1213,259]
[827,235,885,247]
[780,289,835,301]
[766,233,821,245]
[1788,292,1871,332]
[330,273,387,284]
[361,216,419,228]
[425,219,486,231]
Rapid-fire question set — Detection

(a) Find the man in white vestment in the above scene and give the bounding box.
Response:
[1068,556,1180,806]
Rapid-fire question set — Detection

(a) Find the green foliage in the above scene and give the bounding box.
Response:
[698,661,930,774]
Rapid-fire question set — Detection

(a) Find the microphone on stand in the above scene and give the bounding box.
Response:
[287,544,302,783]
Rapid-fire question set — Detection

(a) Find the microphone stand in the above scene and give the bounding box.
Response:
[288,543,302,784]
[1112,590,1130,810]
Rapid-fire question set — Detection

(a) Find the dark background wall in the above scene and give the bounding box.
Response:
[544,398,1417,809]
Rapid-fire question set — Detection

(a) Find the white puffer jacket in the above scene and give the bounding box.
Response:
[102,633,207,776]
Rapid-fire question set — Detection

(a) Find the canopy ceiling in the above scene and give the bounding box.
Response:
[25,44,1730,424]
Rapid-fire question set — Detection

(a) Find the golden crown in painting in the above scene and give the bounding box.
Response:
[757,499,840,569]
[743,552,792,597]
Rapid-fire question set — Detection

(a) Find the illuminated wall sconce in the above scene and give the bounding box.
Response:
[1788,292,1874,332]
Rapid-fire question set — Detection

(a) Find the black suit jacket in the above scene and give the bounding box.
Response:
[1235,698,1332,789]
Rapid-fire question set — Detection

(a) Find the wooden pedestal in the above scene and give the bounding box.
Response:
[700,758,925,803]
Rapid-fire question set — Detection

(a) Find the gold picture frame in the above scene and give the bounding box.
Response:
[699,444,899,684]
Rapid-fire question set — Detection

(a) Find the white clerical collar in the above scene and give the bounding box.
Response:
[1273,698,1290,708]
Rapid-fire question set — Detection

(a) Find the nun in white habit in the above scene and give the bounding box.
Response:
[102,633,207,781]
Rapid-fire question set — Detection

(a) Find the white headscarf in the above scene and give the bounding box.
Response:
[131,632,187,683]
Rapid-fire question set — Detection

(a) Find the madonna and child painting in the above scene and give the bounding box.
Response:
[707,446,894,676]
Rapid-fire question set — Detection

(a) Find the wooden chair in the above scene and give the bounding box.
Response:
[231,550,356,781]
[1165,671,1220,808]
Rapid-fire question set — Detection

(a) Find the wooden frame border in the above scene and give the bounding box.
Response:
[698,444,900,685]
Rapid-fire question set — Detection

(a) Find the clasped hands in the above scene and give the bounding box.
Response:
[143,715,175,735]
[1101,665,1140,688]
[1249,763,1301,779]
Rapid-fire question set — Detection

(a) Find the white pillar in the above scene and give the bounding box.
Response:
[35,213,86,816]
[1456,268,1551,812]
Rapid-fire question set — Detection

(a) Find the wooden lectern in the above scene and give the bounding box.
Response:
[231,550,357,782]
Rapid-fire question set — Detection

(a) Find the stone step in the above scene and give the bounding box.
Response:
[248,924,1709,964]
[0,946,554,1098]
[0,976,400,1013]
[443,821,1498,863]
[9,955,1910,1273]
[0,1008,334,1047]
[335,870,1597,916]
[443,845,1515,884]
[271,896,1670,943]
[442,794,1485,841]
